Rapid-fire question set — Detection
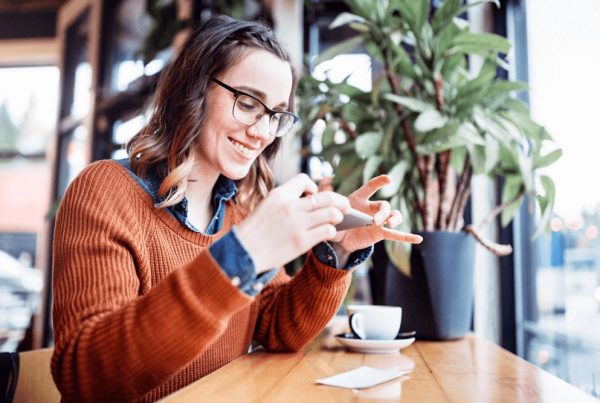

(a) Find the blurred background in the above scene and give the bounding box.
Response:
[0,0,598,398]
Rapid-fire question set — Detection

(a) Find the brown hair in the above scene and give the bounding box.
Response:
[127,15,297,211]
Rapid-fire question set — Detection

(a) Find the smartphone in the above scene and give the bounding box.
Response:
[335,208,374,231]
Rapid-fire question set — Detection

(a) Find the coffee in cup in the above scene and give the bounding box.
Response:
[347,304,402,340]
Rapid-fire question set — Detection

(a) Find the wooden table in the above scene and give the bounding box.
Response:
[162,330,598,402]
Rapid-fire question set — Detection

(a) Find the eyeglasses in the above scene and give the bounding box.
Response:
[211,78,299,137]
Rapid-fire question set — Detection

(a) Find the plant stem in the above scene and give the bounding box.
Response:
[436,151,453,230]
[477,187,526,229]
[383,52,427,221]
[463,225,513,256]
[339,119,358,140]
[423,154,436,230]
[447,155,471,230]
[454,181,472,230]
[434,76,444,111]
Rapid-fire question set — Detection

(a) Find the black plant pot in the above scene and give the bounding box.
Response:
[381,231,476,340]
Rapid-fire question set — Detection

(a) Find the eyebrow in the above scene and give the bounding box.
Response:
[237,85,288,110]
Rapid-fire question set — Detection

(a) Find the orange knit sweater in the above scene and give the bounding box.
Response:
[51,160,352,402]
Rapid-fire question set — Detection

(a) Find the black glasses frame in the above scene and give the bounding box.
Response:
[211,78,299,136]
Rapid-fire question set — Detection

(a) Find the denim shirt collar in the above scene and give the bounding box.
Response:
[145,164,237,233]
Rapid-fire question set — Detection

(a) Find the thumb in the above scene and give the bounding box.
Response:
[277,173,318,199]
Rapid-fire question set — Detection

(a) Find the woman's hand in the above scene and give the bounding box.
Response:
[330,175,423,259]
[236,174,351,274]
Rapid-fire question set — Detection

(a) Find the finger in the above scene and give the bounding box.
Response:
[303,191,351,213]
[381,228,423,244]
[306,224,337,244]
[370,200,392,225]
[350,175,392,201]
[278,173,318,199]
[305,206,344,228]
[385,210,404,228]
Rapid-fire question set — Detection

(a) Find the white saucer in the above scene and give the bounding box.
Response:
[335,333,416,354]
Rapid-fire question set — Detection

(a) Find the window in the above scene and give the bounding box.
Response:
[0,65,59,352]
[521,0,600,397]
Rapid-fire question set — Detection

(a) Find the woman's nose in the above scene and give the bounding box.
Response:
[247,114,272,139]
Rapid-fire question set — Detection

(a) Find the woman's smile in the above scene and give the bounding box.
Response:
[228,137,260,160]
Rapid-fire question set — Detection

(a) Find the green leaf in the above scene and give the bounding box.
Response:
[540,175,556,210]
[456,122,485,145]
[374,0,390,21]
[384,94,434,112]
[363,155,383,183]
[392,0,428,32]
[337,160,365,195]
[432,0,462,34]
[414,109,448,132]
[467,143,486,174]
[355,131,383,158]
[501,197,523,227]
[450,146,467,173]
[417,121,486,154]
[390,41,417,79]
[434,20,461,58]
[381,122,395,158]
[329,12,367,29]
[379,160,409,198]
[349,22,370,33]
[501,175,523,205]
[534,148,562,169]
[321,126,336,148]
[483,80,529,100]
[342,102,364,122]
[499,175,524,226]
[533,176,556,238]
[447,32,511,56]
[484,135,500,173]
[385,239,412,277]
[314,36,364,65]
[516,151,534,192]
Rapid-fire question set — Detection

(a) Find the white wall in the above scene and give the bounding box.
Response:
[468,1,502,344]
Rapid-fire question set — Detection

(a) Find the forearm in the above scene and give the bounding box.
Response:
[252,251,351,352]
[52,250,252,402]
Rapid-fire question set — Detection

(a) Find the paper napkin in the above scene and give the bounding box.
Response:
[315,366,411,389]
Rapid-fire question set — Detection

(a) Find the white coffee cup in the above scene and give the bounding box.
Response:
[347,305,402,340]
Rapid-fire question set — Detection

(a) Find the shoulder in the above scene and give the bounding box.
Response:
[73,159,134,186]
[60,159,151,213]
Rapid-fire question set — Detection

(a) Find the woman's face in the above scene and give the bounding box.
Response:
[197,48,293,180]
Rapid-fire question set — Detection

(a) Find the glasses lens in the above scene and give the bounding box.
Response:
[272,113,295,137]
[233,94,263,125]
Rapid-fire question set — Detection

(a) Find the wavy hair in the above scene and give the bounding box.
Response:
[127,15,297,212]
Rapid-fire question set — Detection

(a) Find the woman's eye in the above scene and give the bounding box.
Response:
[238,101,257,111]
[237,95,261,112]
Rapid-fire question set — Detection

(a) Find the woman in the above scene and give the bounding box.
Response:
[51,15,421,402]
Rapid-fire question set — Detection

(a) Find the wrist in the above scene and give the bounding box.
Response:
[233,224,265,274]
[329,242,351,269]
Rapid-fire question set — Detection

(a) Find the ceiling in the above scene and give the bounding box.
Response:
[0,0,68,40]
[0,0,68,13]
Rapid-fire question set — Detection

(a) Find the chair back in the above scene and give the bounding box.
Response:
[13,348,60,403]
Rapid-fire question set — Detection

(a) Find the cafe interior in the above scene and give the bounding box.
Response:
[0,0,599,401]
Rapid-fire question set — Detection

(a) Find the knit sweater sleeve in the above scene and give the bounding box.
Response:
[252,251,352,352]
[51,161,253,402]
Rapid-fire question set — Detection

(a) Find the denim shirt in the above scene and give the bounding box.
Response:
[117,159,372,296]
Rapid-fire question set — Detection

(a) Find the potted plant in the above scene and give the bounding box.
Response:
[297,0,561,339]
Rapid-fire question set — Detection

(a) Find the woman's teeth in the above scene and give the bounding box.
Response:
[230,139,254,158]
